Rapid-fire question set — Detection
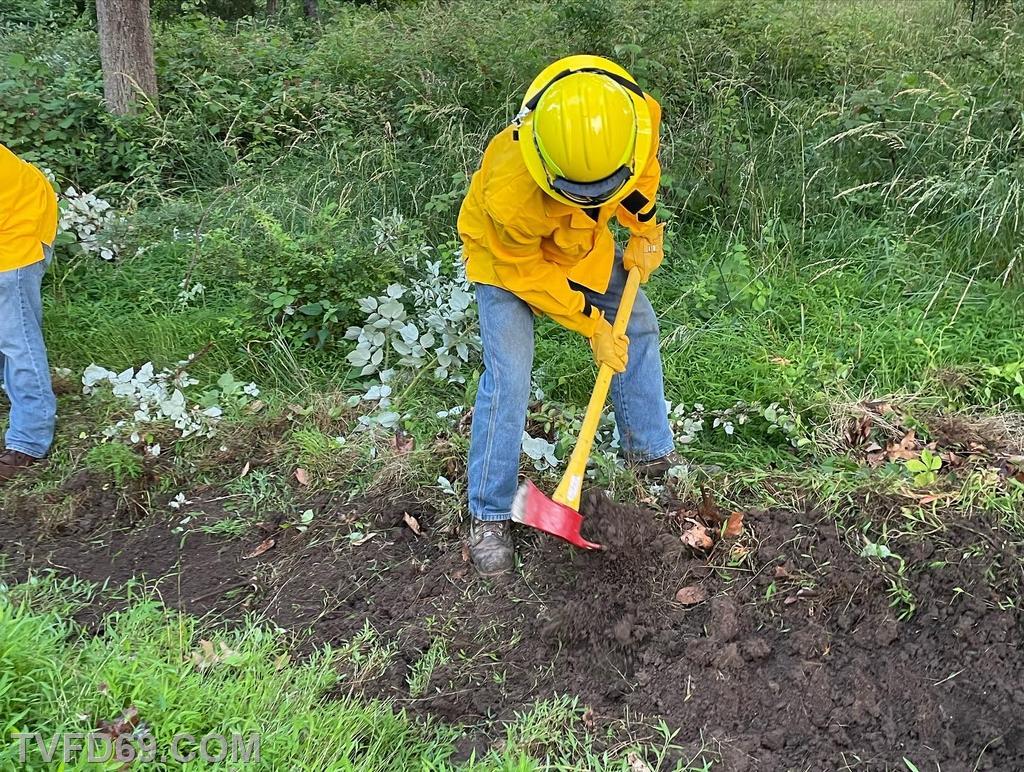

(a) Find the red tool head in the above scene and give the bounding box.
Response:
[510,479,604,550]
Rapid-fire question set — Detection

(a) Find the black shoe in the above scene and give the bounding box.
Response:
[467,518,514,577]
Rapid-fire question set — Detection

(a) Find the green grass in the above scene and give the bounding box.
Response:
[2,1,1024,767]
[0,578,714,771]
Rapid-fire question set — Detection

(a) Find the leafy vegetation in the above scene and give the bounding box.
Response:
[2,0,1024,768]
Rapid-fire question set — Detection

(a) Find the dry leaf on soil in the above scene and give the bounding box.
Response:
[681,522,714,551]
[627,752,652,772]
[95,706,140,739]
[697,487,722,525]
[391,433,415,455]
[846,415,873,447]
[402,512,422,536]
[784,587,819,605]
[724,511,745,539]
[294,468,310,486]
[886,430,919,462]
[914,492,958,506]
[864,399,894,415]
[242,538,275,560]
[239,461,250,478]
[864,441,886,468]
[674,585,707,605]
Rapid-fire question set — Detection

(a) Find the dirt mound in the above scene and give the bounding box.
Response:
[3,482,1023,771]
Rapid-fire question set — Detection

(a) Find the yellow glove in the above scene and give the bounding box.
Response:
[589,312,629,373]
[623,222,665,283]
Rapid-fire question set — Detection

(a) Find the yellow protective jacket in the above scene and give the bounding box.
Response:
[458,95,661,337]
[0,144,58,273]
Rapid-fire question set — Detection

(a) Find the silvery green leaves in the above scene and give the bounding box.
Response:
[58,185,124,261]
[81,361,259,448]
[345,233,481,430]
[521,432,560,471]
[664,399,811,449]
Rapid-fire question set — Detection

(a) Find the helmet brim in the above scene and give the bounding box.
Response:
[549,165,632,208]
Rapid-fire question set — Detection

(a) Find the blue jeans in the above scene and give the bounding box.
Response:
[468,252,674,521]
[0,246,56,458]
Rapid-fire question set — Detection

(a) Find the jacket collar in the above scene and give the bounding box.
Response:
[542,193,604,226]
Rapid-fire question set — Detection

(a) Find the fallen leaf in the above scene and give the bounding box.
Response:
[95,706,140,739]
[246,399,266,414]
[681,522,714,551]
[295,468,309,486]
[242,538,275,560]
[273,653,291,671]
[773,564,792,580]
[240,461,250,478]
[627,752,652,772]
[864,399,894,415]
[846,415,873,447]
[581,707,595,729]
[912,492,957,506]
[460,544,471,562]
[451,567,468,581]
[697,487,721,525]
[402,512,422,536]
[864,441,886,467]
[942,452,963,468]
[191,640,240,670]
[886,430,919,462]
[351,532,379,546]
[724,511,745,539]
[391,432,415,455]
[769,356,792,366]
[674,585,707,605]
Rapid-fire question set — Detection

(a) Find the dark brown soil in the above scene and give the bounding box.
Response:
[2,478,1023,771]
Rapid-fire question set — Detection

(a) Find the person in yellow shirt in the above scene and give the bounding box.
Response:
[457,56,677,576]
[0,144,59,483]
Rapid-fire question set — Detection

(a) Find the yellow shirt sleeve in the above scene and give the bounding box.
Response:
[0,144,59,272]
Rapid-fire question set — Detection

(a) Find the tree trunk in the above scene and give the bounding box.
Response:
[95,0,157,115]
[303,0,317,19]
[266,0,278,15]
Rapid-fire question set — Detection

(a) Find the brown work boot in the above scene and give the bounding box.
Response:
[633,451,682,480]
[0,449,42,485]
[467,518,514,578]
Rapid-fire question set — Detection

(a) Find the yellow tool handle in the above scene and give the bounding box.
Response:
[553,267,643,510]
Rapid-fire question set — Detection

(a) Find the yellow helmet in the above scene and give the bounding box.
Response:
[515,55,653,208]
